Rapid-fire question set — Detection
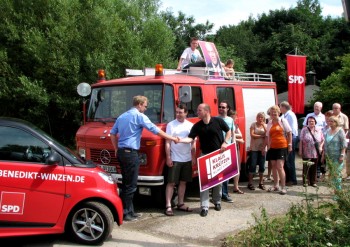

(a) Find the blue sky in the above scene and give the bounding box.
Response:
[160,0,344,32]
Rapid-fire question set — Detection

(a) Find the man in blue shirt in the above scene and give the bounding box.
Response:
[217,100,235,203]
[110,95,178,221]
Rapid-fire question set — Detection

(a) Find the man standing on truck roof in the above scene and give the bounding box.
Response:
[110,95,179,222]
[164,104,196,216]
[177,37,204,71]
[179,103,231,217]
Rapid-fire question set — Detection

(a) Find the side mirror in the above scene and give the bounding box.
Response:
[47,151,61,165]
[179,86,192,103]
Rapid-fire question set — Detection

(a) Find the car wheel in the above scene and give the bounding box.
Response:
[67,201,114,245]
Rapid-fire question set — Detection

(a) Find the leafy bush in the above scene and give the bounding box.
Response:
[224,160,350,247]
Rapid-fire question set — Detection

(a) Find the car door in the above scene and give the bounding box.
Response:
[0,125,65,225]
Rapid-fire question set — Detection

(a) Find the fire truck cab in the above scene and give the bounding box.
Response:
[76,66,277,202]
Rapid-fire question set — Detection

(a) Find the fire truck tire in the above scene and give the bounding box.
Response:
[66,201,114,245]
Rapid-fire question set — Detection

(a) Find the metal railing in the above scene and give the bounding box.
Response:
[125,67,273,82]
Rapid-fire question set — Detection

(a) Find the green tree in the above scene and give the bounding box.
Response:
[314,54,350,115]
[215,0,350,94]
[0,0,175,146]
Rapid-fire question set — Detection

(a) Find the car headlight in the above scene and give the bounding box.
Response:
[98,172,114,184]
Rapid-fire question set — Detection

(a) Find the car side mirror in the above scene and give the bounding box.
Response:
[47,151,61,165]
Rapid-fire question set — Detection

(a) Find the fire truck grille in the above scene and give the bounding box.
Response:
[90,148,121,174]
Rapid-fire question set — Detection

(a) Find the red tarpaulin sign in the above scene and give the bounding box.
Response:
[286,55,307,114]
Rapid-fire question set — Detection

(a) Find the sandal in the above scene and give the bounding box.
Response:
[164,206,174,216]
[247,184,255,190]
[258,184,266,190]
[176,204,193,212]
[233,189,245,194]
[267,186,279,192]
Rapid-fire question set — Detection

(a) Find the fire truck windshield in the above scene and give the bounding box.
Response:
[87,84,165,123]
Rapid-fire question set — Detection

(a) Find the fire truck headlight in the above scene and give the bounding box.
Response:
[98,172,114,184]
[139,153,147,165]
[78,148,86,159]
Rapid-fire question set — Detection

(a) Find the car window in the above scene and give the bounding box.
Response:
[0,126,51,164]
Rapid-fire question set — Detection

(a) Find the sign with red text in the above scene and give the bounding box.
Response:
[286,54,307,114]
[197,143,239,192]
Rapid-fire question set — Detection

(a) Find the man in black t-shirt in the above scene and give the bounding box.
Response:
[179,103,231,217]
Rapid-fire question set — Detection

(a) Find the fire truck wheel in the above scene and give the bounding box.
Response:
[66,201,114,245]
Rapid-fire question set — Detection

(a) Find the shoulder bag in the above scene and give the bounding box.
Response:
[307,127,321,157]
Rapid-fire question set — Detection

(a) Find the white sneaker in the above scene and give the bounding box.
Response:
[346,176,350,180]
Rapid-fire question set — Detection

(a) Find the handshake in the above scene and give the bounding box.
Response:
[172,136,181,144]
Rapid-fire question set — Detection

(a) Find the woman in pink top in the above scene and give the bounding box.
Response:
[299,116,324,187]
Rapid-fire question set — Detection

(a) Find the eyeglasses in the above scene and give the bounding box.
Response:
[219,106,227,109]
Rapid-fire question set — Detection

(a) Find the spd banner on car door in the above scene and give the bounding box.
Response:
[197,143,239,192]
[286,55,307,114]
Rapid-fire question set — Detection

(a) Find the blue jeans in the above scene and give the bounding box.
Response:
[222,180,229,198]
[117,149,140,217]
[285,136,298,184]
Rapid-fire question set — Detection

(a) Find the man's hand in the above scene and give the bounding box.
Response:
[166,157,173,167]
[173,136,180,144]
[220,142,228,152]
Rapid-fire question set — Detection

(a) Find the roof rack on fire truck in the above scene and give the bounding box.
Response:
[125,66,273,82]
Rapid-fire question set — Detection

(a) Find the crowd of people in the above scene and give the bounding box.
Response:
[110,94,349,219]
[110,38,349,219]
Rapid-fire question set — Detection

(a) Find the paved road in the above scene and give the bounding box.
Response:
[5,157,336,247]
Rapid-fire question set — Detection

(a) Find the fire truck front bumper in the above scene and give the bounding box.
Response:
[111,174,164,196]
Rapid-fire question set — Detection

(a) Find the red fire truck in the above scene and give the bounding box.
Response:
[76,66,277,202]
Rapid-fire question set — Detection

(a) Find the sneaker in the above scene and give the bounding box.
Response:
[214,204,221,211]
[222,196,233,203]
[346,176,350,180]
[124,214,138,222]
[280,188,287,195]
[200,209,208,217]
[267,186,279,192]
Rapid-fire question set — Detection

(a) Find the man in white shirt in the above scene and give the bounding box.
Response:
[177,37,203,71]
[280,101,298,185]
[302,101,326,129]
[164,104,196,216]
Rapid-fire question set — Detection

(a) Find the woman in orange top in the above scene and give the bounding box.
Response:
[262,105,292,195]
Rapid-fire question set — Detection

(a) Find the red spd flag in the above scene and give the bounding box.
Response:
[286,55,307,114]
